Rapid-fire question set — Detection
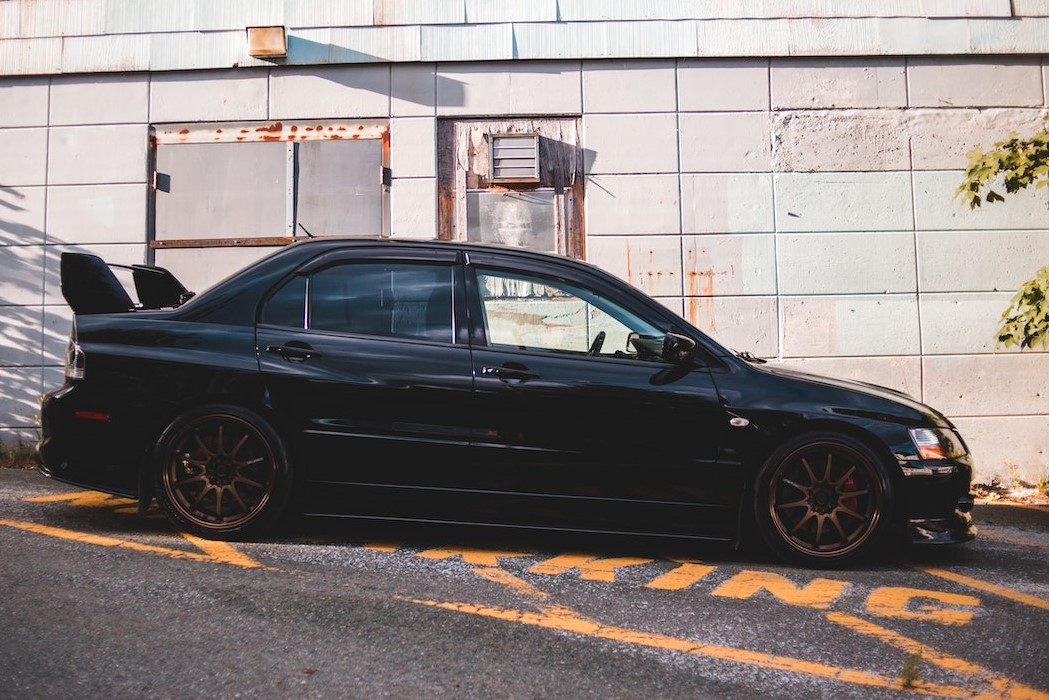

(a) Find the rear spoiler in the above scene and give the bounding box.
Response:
[60,252,195,314]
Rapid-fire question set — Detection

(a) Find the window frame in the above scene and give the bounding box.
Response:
[464,253,683,364]
[149,119,391,255]
[256,248,464,347]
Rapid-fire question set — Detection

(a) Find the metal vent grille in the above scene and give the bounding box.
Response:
[490,133,540,184]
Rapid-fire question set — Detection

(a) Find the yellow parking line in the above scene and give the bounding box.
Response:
[26,491,136,507]
[425,564,1001,697]
[827,612,1049,699]
[0,518,266,570]
[179,533,263,568]
[913,565,1049,614]
[406,594,981,697]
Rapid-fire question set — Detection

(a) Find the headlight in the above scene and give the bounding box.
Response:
[909,428,966,460]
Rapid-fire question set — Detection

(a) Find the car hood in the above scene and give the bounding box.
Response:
[749,362,951,426]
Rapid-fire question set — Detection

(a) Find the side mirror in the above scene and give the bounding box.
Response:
[661,332,697,365]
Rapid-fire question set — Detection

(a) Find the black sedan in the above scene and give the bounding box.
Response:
[38,238,975,567]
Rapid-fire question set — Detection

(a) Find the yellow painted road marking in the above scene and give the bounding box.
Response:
[26,491,136,507]
[827,612,1049,699]
[432,565,1036,697]
[644,561,716,590]
[406,595,982,698]
[528,553,654,581]
[473,564,555,602]
[913,565,1049,614]
[712,570,849,609]
[865,587,980,626]
[0,518,265,570]
[364,542,400,552]
[418,546,531,566]
[14,491,1044,694]
[25,490,153,516]
[179,533,263,568]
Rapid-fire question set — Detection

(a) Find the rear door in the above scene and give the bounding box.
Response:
[256,247,477,514]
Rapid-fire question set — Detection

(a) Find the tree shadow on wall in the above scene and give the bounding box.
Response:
[0,184,68,447]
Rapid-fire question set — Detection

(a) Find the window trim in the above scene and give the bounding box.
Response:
[149,119,391,252]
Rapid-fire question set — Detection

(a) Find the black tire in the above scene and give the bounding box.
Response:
[754,432,893,568]
[153,404,292,540]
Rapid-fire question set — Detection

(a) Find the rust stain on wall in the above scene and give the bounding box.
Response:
[685,246,717,331]
[687,296,717,334]
[154,122,390,146]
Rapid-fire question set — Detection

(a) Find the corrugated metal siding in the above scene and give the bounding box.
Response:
[1013,0,1049,15]
[60,34,150,73]
[289,26,423,64]
[103,1,201,34]
[465,0,558,24]
[373,0,465,27]
[284,0,373,29]
[148,32,243,72]
[0,37,62,75]
[100,0,282,34]
[11,0,106,38]
[1,0,1047,76]
[515,20,699,60]
[971,15,1049,50]
[194,0,284,32]
[556,0,1014,21]
[420,24,514,62]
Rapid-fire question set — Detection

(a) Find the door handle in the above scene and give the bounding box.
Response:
[266,344,319,362]
[481,365,538,381]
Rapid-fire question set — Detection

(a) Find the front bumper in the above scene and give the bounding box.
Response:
[906,506,977,545]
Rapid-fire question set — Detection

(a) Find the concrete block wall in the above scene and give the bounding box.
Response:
[1,56,1048,484]
[579,57,1049,484]
[0,73,153,447]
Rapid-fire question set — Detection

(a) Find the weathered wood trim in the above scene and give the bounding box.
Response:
[437,117,585,259]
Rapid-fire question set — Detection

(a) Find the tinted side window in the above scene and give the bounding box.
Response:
[308,262,454,343]
[475,268,666,361]
[259,275,307,328]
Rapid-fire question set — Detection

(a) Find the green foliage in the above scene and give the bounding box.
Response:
[956,117,1049,210]
[997,263,1049,350]
[957,116,1049,350]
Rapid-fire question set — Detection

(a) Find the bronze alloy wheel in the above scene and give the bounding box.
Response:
[757,434,891,566]
[155,406,290,538]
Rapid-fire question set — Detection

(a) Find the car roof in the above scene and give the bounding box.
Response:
[282,235,570,260]
[175,236,604,323]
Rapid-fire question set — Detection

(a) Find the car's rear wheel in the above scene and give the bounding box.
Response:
[153,405,291,540]
[754,432,893,567]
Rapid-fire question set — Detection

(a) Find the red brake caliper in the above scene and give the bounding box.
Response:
[843,476,858,513]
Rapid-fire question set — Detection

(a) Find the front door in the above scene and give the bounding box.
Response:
[463,252,734,538]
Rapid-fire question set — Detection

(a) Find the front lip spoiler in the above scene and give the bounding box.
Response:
[906,509,977,545]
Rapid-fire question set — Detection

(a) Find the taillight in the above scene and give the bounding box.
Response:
[65,320,85,380]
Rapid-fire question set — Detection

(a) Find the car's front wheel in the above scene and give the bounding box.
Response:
[153,405,292,540]
[754,432,893,568]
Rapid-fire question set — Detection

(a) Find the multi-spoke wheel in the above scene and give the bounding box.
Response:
[754,433,893,567]
[154,405,291,540]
